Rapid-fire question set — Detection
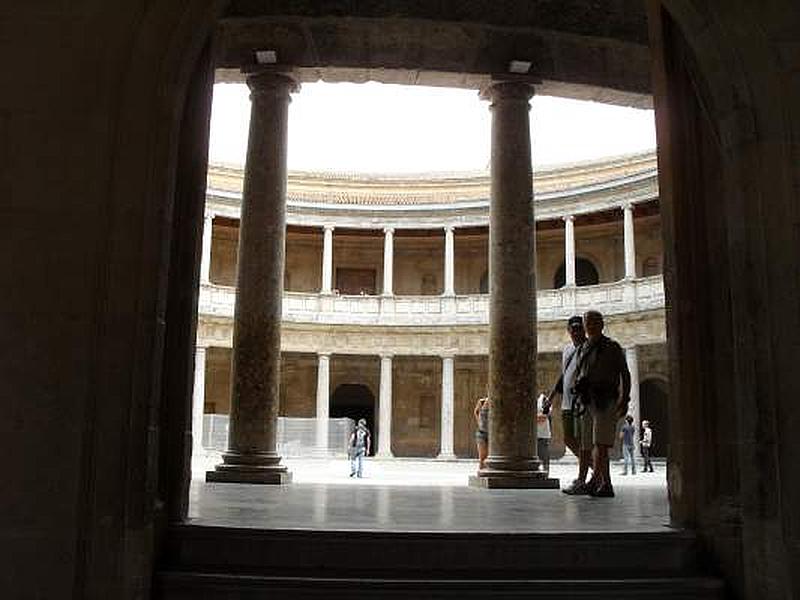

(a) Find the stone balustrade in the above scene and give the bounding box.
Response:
[199,275,664,326]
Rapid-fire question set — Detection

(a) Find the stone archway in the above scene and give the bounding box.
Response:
[640,378,669,458]
[553,257,600,288]
[330,383,377,455]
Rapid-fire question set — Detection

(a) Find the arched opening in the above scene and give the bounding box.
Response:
[330,383,376,455]
[552,257,600,288]
[640,378,669,458]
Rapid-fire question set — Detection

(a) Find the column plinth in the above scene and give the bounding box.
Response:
[470,79,558,490]
[207,70,298,485]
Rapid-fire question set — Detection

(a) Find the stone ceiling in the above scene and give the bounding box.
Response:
[215,0,653,108]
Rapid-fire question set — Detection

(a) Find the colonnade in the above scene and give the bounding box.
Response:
[200,206,639,293]
[192,344,644,460]
[201,67,635,486]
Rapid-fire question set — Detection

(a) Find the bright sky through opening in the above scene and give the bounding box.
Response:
[208,82,656,174]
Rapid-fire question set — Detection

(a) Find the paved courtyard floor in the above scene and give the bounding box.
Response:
[190,455,669,533]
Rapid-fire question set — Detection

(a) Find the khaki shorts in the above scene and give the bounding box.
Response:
[562,409,577,442]
[579,403,620,448]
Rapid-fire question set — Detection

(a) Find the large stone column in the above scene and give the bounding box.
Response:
[321,225,334,294]
[377,354,393,457]
[200,211,214,284]
[207,70,298,484]
[470,79,557,489]
[626,346,641,455]
[315,352,330,453]
[623,203,637,279]
[564,214,576,287]
[382,227,394,296]
[438,354,456,459]
[443,225,455,296]
[192,345,207,458]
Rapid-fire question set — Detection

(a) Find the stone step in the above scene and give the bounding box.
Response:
[160,524,707,580]
[156,572,725,599]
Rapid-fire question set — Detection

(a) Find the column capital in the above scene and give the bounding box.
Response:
[562,214,575,223]
[439,352,456,360]
[317,351,331,359]
[204,209,215,221]
[444,224,455,233]
[479,77,536,103]
[379,353,394,360]
[243,67,300,96]
[383,226,395,235]
[323,224,335,233]
[622,202,635,212]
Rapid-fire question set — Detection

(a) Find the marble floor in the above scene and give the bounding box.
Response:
[189,458,669,533]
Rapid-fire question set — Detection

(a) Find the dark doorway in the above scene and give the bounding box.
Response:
[640,379,669,458]
[331,383,376,455]
[553,257,600,288]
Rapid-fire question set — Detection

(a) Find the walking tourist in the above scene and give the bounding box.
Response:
[536,393,552,473]
[574,310,631,497]
[619,415,637,475]
[473,395,490,470]
[641,420,654,472]
[545,315,591,494]
[348,418,371,478]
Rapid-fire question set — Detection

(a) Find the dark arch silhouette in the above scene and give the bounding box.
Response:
[553,257,600,288]
[330,384,376,455]
[640,378,669,458]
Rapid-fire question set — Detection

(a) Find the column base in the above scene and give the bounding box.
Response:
[206,451,292,485]
[436,453,457,461]
[468,457,559,489]
[206,467,292,485]
[468,472,559,489]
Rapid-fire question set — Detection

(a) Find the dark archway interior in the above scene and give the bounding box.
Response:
[331,384,376,455]
[640,379,669,458]
[553,257,600,288]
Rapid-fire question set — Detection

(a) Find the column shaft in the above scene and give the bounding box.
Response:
[207,70,298,484]
[438,355,455,458]
[626,346,641,455]
[471,79,557,489]
[444,226,455,295]
[624,204,637,279]
[383,228,394,296]
[192,346,207,457]
[315,353,330,452]
[321,225,334,293]
[564,215,576,287]
[377,355,393,457]
[200,212,214,284]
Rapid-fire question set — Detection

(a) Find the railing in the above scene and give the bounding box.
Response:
[199,275,664,326]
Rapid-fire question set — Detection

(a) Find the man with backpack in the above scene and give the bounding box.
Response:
[573,310,631,497]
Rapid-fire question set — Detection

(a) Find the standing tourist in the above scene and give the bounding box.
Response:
[574,310,631,497]
[619,415,637,475]
[536,393,552,474]
[348,418,371,478]
[641,420,654,472]
[545,315,591,494]
[473,395,490,471]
